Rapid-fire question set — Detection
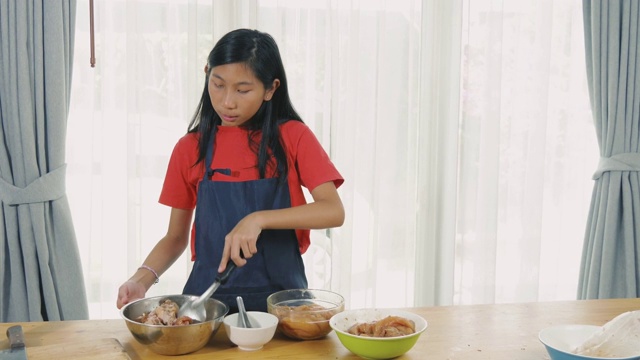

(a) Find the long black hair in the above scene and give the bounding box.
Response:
[187,29,303,180]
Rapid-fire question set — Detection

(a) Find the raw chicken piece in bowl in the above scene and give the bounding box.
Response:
[329,308,428,360]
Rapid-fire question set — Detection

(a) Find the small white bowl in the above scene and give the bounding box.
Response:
[223,311,278,351]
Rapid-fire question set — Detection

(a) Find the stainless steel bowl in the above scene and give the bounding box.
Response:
[121,294,229,355]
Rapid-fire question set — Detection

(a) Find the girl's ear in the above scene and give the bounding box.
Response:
[204,65,209,74]
[264,79,281,101]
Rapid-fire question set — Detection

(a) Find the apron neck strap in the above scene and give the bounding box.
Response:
[203,129,232,179]
[204,131,215,180]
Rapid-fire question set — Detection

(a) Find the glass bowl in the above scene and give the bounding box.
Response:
[266,289,344,340]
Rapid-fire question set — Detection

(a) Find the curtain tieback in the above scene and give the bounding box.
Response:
[0,164,67,205]
[593,153,640,180]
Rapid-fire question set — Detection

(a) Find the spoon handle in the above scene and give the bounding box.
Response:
[237,296,252,328]
[194,262,238,306]
[215,261,237,285]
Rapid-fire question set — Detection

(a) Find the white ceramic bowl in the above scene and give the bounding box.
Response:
[223,311,278,351]
[539,324,640,360]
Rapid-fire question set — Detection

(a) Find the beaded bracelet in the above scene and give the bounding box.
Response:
[138,265,159,285]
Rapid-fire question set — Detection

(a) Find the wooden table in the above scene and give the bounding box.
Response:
[1,298,639,359]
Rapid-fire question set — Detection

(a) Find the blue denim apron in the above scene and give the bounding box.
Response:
[182,133,307,313]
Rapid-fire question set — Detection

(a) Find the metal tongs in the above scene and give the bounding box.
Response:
[178,262,237,322]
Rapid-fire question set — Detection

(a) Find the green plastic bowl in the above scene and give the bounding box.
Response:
[330,309,428,359]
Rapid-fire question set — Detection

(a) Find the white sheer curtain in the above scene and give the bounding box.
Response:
[68,0,595,319]
[454,0,596,304]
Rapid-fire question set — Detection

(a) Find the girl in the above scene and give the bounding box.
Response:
[116,29,344,313]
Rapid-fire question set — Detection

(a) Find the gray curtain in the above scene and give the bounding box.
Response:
[0,0,88,320]
[578,0,640,299]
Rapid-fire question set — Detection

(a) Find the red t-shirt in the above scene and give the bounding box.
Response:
[159,120,344,260]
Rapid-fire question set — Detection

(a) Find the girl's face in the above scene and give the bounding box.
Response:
[207,63,279,127]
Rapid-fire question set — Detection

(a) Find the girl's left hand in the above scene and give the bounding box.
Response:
[218,212,262,272]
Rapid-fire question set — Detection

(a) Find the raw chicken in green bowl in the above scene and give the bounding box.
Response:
[329,308,428,359]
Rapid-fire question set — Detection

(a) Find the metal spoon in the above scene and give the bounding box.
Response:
[236,296,253,328]
[178,262,237,322]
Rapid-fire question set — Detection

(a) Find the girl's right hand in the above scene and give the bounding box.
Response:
[116,280,147,309]
[218,212,262,272]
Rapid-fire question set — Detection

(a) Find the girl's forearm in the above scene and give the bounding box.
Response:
[129,208,193,290]
[127,237,187,290]
[254,198,345,230]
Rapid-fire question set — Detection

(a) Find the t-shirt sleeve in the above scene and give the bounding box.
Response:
[287,122,344,192]
[158,134,200,209]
